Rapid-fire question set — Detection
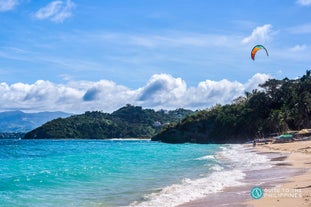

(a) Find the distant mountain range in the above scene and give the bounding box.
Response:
[0,111,71,133]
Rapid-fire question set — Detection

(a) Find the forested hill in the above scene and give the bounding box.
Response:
[152,71,311,144]
[23,105,193,139]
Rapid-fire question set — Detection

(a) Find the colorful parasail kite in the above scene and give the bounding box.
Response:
[251,45,269,60]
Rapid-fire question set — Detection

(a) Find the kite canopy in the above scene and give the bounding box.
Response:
[251,45,269,60]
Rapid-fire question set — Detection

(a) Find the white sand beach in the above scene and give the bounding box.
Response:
[179,140,311,207]
[247,140,311,207]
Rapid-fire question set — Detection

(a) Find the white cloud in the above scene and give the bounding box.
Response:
[244,73,271,91]
[242,24,273,44]
[35,1,63,20]
[98,32,234,49]
[188,79,244,107]
[137,74,187,107]
[297,0,311,6]
[0,0,18,12]
[290,44,307,52]
[0,73,270,113]
[35,0,75,23]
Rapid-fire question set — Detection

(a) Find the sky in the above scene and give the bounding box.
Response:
[0,0,310,113]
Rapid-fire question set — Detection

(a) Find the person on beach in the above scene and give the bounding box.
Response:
[253,140,256,147]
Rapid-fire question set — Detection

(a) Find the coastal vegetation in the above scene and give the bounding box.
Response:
[152,71,311,143]
[24,71,311,143]
[24,105,193,139]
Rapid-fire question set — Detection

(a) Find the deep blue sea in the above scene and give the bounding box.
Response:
[0,139,271,207]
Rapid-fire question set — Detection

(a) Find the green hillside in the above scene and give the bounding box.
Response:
[23,105,193,139]
[152,71,311,143]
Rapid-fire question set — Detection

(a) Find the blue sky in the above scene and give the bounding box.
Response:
[0,0,310,113]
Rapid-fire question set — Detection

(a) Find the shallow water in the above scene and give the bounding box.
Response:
[0,139,270,207]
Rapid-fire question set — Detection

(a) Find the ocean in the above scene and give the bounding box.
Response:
[0,139,271,207]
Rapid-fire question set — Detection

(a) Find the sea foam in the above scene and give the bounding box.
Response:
[217,145,272,170]
[130,144,270,207]
[129,169,245,207]
[194,155,215,160]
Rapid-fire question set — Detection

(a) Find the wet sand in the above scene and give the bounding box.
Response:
[178,141,311,207]
[247,141,311,207]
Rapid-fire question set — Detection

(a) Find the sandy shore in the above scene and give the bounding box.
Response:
[178,140,311,207]
[246,140,311,207]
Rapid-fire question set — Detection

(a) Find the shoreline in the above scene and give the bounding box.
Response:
[178,141,311,207]
[246,141,311,207]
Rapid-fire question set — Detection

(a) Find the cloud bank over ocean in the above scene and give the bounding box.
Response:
[0,73,270,113]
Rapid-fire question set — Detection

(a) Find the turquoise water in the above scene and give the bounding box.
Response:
[0,139,227,207]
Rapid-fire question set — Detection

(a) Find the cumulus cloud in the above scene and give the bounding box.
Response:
[0,80,83,112]
[0,74,271,113]
[187,79,244,107]
[0,0,18,12]
[297,0,311,6]
[83,88,99,101]
[35,0,75,23]
[244,73,271,91]
[242,24,273,44]
[137,74,187,106]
